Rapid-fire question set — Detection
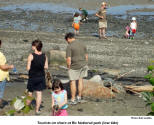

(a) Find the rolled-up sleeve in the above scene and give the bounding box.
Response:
[0,52,6,65]
[66,45,71,58]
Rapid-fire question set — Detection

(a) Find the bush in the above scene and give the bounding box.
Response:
[142,62,154,116]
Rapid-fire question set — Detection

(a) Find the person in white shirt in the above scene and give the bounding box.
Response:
[130,17,137,39]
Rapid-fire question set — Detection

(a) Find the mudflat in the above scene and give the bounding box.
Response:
[0,0,153,116]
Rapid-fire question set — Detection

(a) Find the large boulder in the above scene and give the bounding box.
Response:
[47,50,66,67]
[82,80,115,99]
[89,75,102,83]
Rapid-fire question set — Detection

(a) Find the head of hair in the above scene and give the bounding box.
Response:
[0,40,1,46]
[79,8,82,11]
[65,32,75,40]
[32,39,43,51]
[52,79,64,91]
[74,12,79,17]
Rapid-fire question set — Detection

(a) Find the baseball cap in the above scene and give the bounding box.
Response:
[132,17,136,21]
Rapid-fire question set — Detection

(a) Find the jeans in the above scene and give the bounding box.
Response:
[0,80,6,99]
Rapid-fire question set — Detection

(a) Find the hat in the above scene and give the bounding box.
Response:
[101,2,107,6]
[132,17,136,21]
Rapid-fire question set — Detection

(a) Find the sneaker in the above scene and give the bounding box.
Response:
[76,96,81,103]
[76,96,87,103]
[68,100,77,105]
[102,36,107,39]
[35,111,41,116]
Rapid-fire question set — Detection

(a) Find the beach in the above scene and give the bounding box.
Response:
[0,0,154,116]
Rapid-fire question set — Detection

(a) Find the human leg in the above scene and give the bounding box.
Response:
[70,80,76,101]
[35,91,42,113]
[102,27,107,38]
[99,28,103,38]
[0,80,6,104]
[78,78,83,98]
[76,30,79,35]
[26,91,33,105]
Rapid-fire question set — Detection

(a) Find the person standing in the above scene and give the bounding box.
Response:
[26,39,48,115]
[65,32,88,104]
[0,40,14,108]
[96,2,107,39]
[79,8,88,22]
[72,12,81,35]
[130,17,137,39]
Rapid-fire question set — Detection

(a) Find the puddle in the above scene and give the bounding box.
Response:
[92,31,145,39]
[91,31,121,38]
[0,3,79,13]
[0,20,54,32]
[107,5,154,15]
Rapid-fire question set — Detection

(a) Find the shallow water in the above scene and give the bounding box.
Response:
[0,20,54,32]
[0,3,153,32]
[0,3,154,15]
[0,3,78,13]
[107,5,154,15]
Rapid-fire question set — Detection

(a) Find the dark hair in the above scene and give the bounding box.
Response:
[65,32,75,40]
[74,12,79,17]
[0,40,1,46]
[32,39,43,51]
[52,79,64,91]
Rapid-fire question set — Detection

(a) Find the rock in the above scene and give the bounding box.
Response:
[83,81,115,98]
[113,83,126,93]
[47,50,66,66]
[89,75,102,83]
[103,78,115,87]
[144,42,149,45]
[103,69,121,76]
[19,74,28,79]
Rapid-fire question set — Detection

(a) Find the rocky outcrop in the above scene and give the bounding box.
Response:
[47,50,66,67]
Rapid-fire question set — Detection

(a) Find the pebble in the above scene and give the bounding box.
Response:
[89,75,102,83]
[144,42,149,44]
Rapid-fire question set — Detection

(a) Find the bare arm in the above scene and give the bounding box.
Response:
[66,57,71,69]
[72,18,75,27]
[44,55,48,70]
[96,13,103,19]
[26,54,33,71]
[85,54,88,62]
[0,64,14,71]
[51,94,55,109]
